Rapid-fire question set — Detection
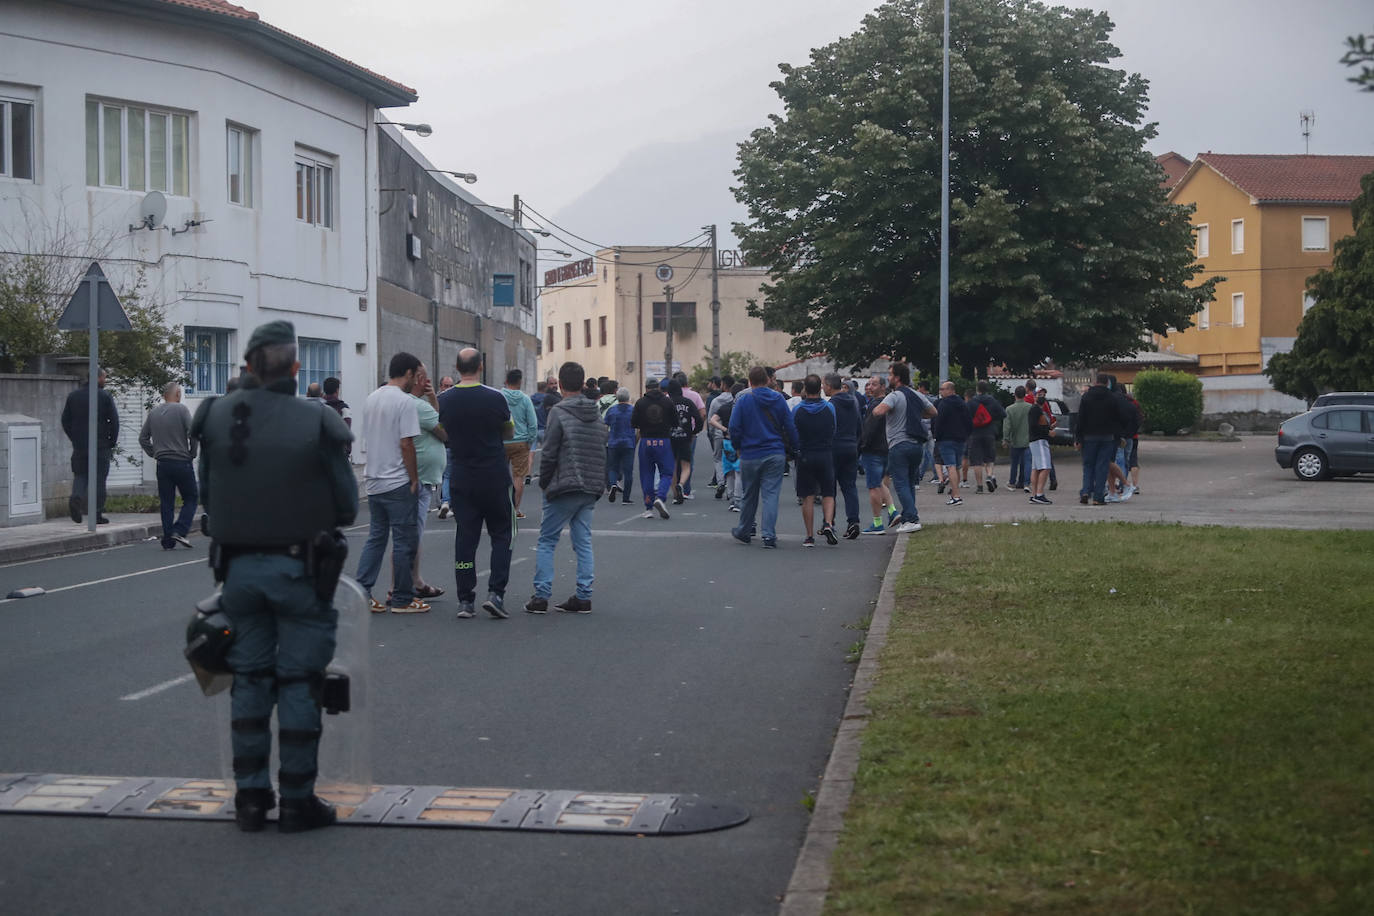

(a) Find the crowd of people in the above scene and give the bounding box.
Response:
[147,346,1146,622]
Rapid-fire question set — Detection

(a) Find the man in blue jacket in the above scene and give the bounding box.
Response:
[603,388,635,504]
[793,374,838,547]
[728,366,800,549]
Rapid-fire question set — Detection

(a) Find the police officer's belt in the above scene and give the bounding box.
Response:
[221,542,309,559]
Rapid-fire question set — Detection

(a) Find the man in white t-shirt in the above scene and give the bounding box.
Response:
[354,352,427,613]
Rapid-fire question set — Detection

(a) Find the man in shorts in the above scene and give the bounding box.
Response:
[792,374,838,546]
[501,368,538,519]
[1027,394,1054,505]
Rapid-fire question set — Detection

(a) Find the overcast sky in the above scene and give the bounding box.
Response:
[252,0,1374,251]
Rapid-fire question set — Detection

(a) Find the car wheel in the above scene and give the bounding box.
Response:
[1292,447,1329,481]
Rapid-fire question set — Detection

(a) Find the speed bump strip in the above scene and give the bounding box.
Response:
[0,774,749,835]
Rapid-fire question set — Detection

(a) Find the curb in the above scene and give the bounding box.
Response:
[0,522,163,566]
[779,534,906,916]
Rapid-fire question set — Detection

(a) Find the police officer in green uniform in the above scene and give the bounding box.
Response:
[192,320,358,833]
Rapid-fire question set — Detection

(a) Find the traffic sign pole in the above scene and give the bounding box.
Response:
[86,275,98,532]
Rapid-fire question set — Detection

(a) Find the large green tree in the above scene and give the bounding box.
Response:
[732,0,1216,374]
[1265,172,1374,401]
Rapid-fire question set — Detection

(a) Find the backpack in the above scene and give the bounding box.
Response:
[898,388,929,442]
[972,401,992,428]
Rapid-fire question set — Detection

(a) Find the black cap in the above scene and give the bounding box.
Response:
[244,320,296,356]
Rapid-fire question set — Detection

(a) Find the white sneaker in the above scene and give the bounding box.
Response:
[653,498,670,519]
[437,502,450,519]
[1104,494,1122,503]
[1121,485,1136,501]
[642,509,655,518]
[894,521,922,533]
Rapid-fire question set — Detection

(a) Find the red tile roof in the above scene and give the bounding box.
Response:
[143,0,416,102]
[1154,151,1190,190]
[1182,153,1374,204]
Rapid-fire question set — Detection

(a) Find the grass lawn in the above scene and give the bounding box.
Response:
[828,522,1374,914]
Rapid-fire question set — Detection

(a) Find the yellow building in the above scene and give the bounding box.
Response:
[1158,153,1374,412]
[537,246,797,385]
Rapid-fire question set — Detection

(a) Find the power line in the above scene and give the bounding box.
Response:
[519,201,710,263]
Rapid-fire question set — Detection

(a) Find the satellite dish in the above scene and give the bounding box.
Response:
[142,191,167,228]
[130,191,167,232]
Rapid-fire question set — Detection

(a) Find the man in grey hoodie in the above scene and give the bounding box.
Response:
[526,361,607,614]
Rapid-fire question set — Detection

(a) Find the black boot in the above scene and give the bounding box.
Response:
[278,795,337,833]
[233,788,276,832]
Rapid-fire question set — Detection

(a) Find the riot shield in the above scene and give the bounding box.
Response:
[210,576,372,810]
[314,575,372,810]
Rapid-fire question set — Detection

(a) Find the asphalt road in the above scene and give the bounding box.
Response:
[1,437,1366,915]
[0,440,893,916]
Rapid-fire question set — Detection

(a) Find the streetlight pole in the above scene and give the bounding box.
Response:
[707,224,720,376]
[938,0,951,383]
[663,284,674,378]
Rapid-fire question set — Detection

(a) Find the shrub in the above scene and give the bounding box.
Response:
[1134,369,1202,435]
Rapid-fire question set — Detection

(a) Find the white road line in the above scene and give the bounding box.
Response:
[121,673,195,701]
[0,558,205,604]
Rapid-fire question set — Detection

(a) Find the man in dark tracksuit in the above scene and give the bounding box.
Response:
[61,367,119,524]
[823,373,864,539]
[438,348,516,619]
[631,377,676,519]
[193,320,358,833]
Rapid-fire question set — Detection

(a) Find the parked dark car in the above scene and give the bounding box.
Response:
[1275,406,1374,480]
[1312,391,1374,408]
[1045,398,1075,446]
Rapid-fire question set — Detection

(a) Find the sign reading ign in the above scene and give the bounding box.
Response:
[544,257,595,286]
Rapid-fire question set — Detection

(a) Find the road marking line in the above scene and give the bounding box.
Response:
[121,673,195,701]
[0,558,205,604]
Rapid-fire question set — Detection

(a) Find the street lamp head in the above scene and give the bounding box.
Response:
[382,121,434,137]
[424,168,476,184]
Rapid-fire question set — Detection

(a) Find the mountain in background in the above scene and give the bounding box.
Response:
[548,129,751,253]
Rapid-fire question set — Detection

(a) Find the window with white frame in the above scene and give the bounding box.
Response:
[85,99,190,194]
[226,124,255,207]
[1195,223,1209,258]
[1301,216,1328,251]
[1230,218,1244,254]
[1199,303,1209,330]
[184,327,233,395]
[297,337,340,395]
[1303,292,1316,315]
[295,150,334,228]
[1231,293,1244,327]
[1,94,35,180]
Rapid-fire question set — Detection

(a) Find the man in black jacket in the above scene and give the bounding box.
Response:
[823,373,864,539]
[526,361,606,614]
[932,380,973,505]
[61,366,119,524]
[1075,374,1135,505]
[631,378,676,519]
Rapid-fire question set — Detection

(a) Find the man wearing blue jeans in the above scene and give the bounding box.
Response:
[354,352,425,613]
[870,361,935,533]
[728,366,799,548]
[526,360,606,614]
[139,381,198,549]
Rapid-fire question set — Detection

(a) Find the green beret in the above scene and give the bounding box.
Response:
[244,320,296,356]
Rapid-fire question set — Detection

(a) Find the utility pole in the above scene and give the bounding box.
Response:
[663,283,674,378]
[707,223,721,376]
[636,273,644,388]
[512,193,521,226]
[938,0,951,383]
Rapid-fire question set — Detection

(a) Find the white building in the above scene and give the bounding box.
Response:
[0,0,415,486]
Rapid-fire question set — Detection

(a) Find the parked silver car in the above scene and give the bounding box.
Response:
[1275,406,1374,480]
[1312,391,1374,408]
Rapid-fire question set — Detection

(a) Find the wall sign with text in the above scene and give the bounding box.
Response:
[544,258,595,286]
